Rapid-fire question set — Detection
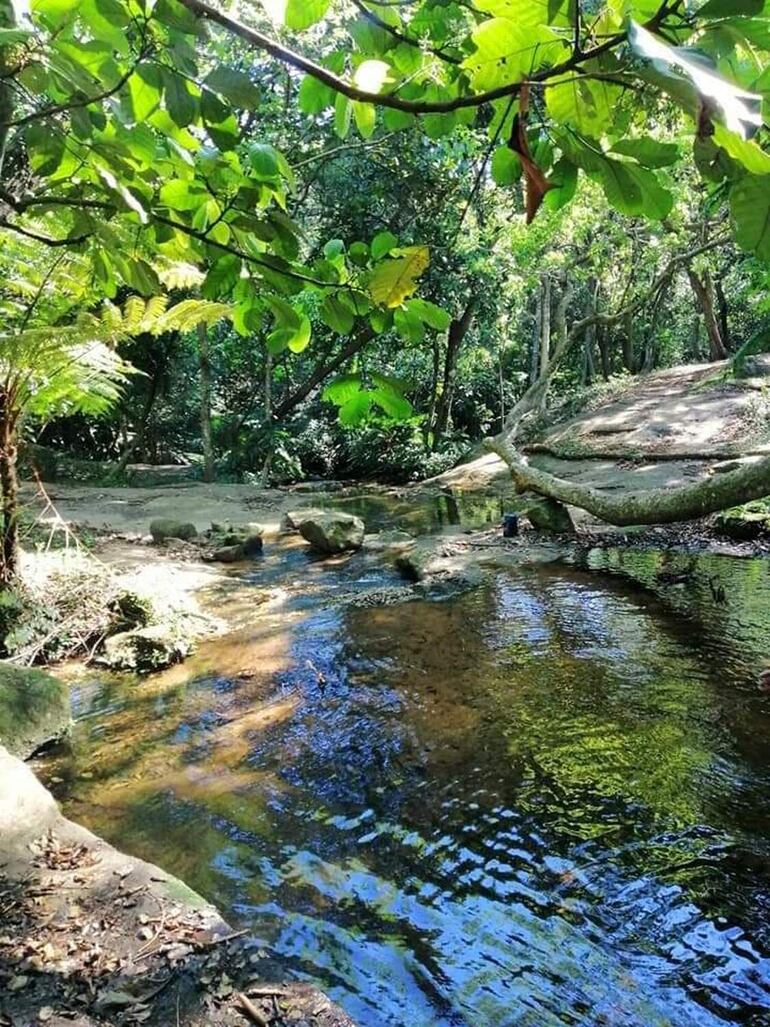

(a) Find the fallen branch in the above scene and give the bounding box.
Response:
[485,437,770,526]
[237,992,270,1027]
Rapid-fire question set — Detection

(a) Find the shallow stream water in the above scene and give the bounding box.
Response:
[37,497,770,1026]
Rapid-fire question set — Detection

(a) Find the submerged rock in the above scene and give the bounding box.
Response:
[149,518,198,542]
[365,530,416,553]
[212,543,245,563]
[98,625,191,674]
[298,511,365,554]
[0,663,70,760]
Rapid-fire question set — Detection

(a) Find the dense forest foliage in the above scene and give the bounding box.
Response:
[2,0,770,580]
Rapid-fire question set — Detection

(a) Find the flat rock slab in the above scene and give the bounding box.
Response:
[0,747,355,1027]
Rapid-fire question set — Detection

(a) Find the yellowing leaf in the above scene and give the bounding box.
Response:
[368,246,430,308]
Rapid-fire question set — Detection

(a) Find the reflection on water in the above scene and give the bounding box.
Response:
[37,541,770,1027]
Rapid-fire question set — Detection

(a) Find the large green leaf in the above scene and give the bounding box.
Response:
[285,0,330,30]
[610,137,679,168]
[730,174,770,260]
[545,75,618,137]
[205,67,261,110]
[491,145,522,185]
[463,17,559,91]
[629,20,762,139]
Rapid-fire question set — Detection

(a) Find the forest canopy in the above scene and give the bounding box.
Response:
[1,0,770,579]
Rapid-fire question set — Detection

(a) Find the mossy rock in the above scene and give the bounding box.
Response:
[0,663,70,760]
[298,512,365,554]
[149,519,198,542]
[715,501,770,541]
[97,626,192,674]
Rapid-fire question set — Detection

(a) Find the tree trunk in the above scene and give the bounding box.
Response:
[486,436,770,527]
[529,285,542,385]
[272,327,375,422]
[425,335,440,449]
[432,296,476,450]
[260,352,273,487]
[622,311,636,373]
[0,398,19,587]
[116,373,159,473]
[688,268,728,361]
[198,323,214,483]
[537,274,551,411]
[715,276,731,352]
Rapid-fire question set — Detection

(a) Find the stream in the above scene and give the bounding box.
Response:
[37,497,770,1026]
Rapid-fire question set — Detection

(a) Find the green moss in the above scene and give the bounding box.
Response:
[0,662,70,759]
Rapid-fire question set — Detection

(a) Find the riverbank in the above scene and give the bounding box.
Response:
[0,747,354,1027]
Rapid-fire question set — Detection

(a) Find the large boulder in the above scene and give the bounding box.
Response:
[280,508,326,532]
[97,625,192,674]
[0,663,70,759]
[298,511,365,554]
[149,518,198,542]
[519,493,575,533]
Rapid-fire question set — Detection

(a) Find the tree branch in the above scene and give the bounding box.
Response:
[176,0,627,114]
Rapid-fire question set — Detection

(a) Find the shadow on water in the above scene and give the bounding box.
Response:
[36,538,770,1027]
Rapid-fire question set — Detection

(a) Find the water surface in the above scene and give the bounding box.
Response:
[38,530,770,1026]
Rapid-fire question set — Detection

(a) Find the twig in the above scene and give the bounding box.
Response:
[236,992,270,1027]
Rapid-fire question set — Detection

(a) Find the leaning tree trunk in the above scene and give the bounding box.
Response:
[486,436,770,527]
[0,396,19,587]
[432,296,476,451]
[198,322,214,483]
[537,274,551,412]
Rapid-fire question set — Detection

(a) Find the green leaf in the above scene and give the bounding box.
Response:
[288,314,312,353]
[323,374,362,405]
[353,101,376,139]
[543,158,578,210]
[629,20,762,139]
[352,60,392,94]
[463,16,558,91]
[371,231,398,260]
[249,143,281,180]
[371,373,412,419]
[394,305,425,343]
[408,299,451,331]
[349,241,370,266]
[334,93,352,139]
[285,0,331,29]
[159,179,206,211]
[545,74,617,137]
[129,63,162,122]
[713,124,770,175]
[163,69,197,128]
[298,75,334,115]
[491,146,522,186]
[204,67,261,110]
[339,390,373,425]
[610,137,679,168]
[202,255,241,298]
[368,246,430,307]
[698,0,763,16]
[120,258,161,296]
[730,174,770,260]
[321,295,356,334]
